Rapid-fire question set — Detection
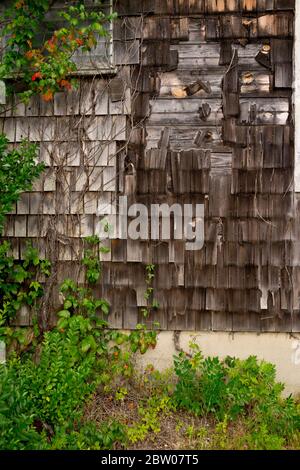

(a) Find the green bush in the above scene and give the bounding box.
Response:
[0,357,45,450]
[173,345,300,444]
[0,313,128,450]
[0,237,158,450]
[49,421,126,450]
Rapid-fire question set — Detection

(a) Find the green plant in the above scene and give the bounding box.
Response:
[0,234,161,450]
[49,421,126,450]
[173,345,300,446]
[82,235,110,285]
[0,241,51,348]
[57,238,159,393]
[242,424,285,450]
[0,135,44,234]
[128,323,158,355]
[210,415,229,450]
[189,425,209,450]
[0,321,126,450]
[172,344,205,415]
[0,1,116,102]
[0,263,122,449]
[141,264,160,318]
[127,395,172,445]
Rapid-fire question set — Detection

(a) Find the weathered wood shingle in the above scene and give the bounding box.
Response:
[2,0,298,331]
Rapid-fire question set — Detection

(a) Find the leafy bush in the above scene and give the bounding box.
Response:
[173,345,300,445]
[49,421,126,450]
[0,356,45,450]
[0,134,44,234]
[0,313,158,450]
[0,307,128,449]
[0,237,158,450]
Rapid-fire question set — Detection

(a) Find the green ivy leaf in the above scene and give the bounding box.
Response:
[101,302,109,315]
[81,335,96,353]
[56,317,68,330]
[63,300,73,310]
[57,310,70,319]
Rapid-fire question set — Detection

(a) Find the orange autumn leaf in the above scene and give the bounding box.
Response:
[46,39,56,52]
[60,79,72,91]
[15,0,25,9]
[25,50,34,60]
[42,90,53,102]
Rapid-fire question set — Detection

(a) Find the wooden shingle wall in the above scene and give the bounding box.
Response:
[1,0,299,331]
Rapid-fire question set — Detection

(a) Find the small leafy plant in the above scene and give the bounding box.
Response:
[0,241,51,349]
[0,134,44,234]
[141,264,160,318]
[127,396,172,444]
[82,235,110,285]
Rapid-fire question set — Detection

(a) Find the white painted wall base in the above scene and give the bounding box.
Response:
[137,332,300,397]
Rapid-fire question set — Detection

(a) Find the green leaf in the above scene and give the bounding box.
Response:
[57,317,68,330]
[64,300,72,310]
[101,302,109,315]
[100,246,110,254]
[57,310,70,319]
[13,267,28,283]
[81,335,96,353]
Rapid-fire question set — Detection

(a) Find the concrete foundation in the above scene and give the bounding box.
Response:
[137,332,300,397]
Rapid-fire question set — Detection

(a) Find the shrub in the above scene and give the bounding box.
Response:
[49,421,126,450]
[0,308,129,450]
[0,357,46,450]
[0,237,157,450]
[173,345,300,444]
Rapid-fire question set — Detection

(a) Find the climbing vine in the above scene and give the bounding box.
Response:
[0,240,51,351]
[0,134,44,235]
[0,0,116,101]
[141,264,160,318]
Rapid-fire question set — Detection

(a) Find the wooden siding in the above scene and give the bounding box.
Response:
[1,0,299,331]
